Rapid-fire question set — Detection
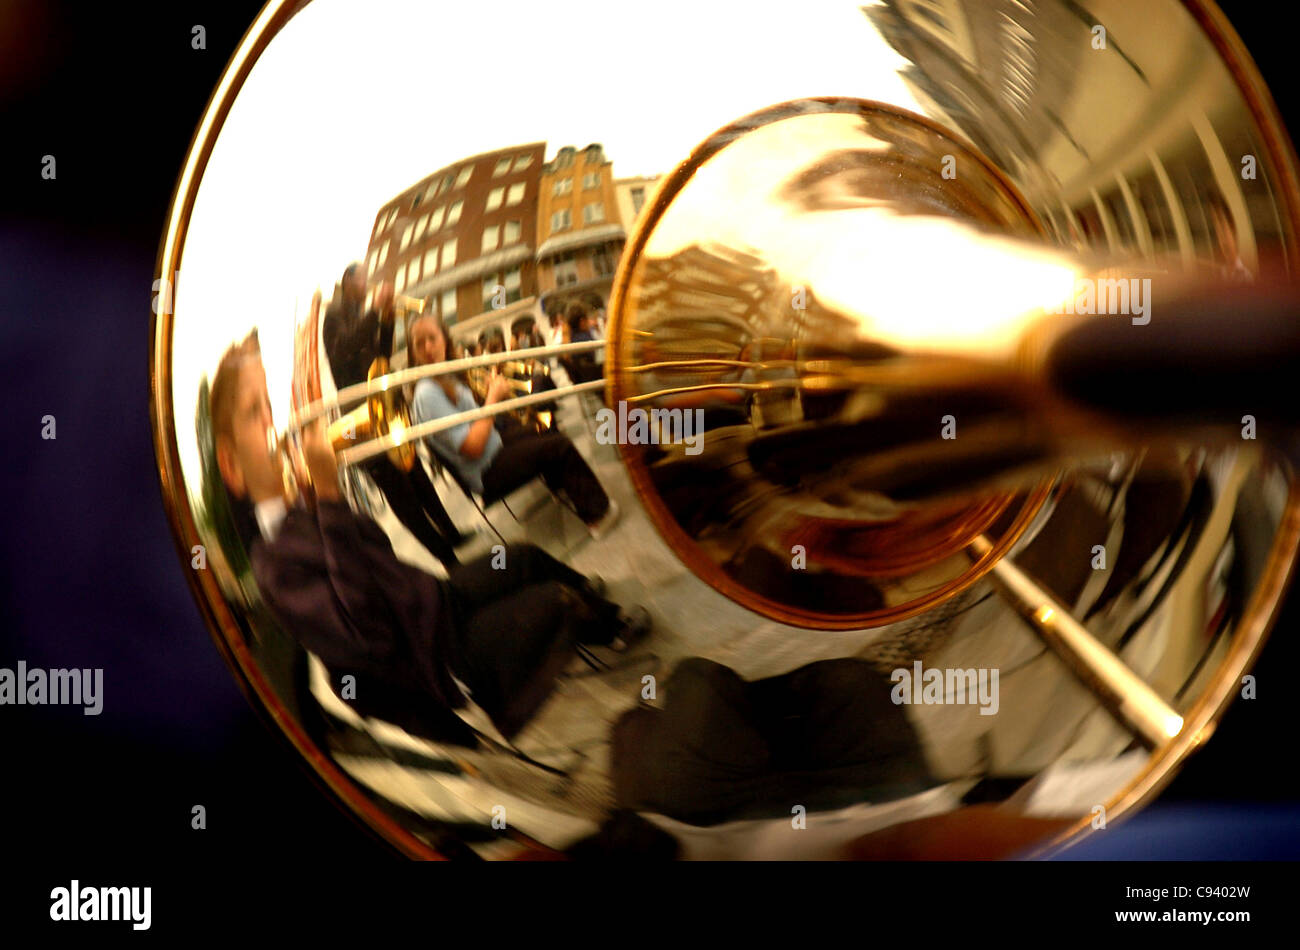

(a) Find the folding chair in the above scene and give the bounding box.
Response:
[424,450,508,546]
[307,654,578,781]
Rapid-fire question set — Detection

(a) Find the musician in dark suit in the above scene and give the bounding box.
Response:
[322,263,462,565]
[561,301,603,384]
[208,332,648,744]
[321,263,382,393]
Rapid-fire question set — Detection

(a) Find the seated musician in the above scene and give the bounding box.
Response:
[561,301,603,384]
[208,331,647,744]
[406,311,620,539]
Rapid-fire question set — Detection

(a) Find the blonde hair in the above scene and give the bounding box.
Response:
[209,330,261,446]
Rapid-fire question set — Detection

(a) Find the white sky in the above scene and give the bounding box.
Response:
[172,0,921,490]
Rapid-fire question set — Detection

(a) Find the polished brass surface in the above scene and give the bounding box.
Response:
[153,0,1300,860]
[610,99,1061,628]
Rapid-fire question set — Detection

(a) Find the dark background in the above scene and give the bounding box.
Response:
[0,1,386,868]
[0,0,1295,904]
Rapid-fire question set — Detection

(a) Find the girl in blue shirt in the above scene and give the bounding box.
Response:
[408,312,618,537]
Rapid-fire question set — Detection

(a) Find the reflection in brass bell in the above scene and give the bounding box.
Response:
[153,0,1300,860]
[326,363,416,472]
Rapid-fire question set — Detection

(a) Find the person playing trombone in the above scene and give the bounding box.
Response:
[208,331,648,744]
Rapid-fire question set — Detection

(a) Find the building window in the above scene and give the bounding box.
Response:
[504,220,521,245]
[393,312,407,354]
[593,244,615,276]
[377,240,390,268]
[442,238,457,269]
[423,246,439,276]
[432,178,445,199]
[554,252,578,286]
[583,202,605,225]
[486,187,504,211]
[455,166,473,188]
[442,287,457,324]
[482,225,500,254]
[415,214,430,242]
[551,209,572,232]
[583,172,600,190]
[430,205,445,232]
[552,177,572,197]
[410,190,424,210]
[396,266,407,293]
[506,182,525,205]
[446,199,463,227]
[408,258,421,287]
[399,221,414,251]
[493,157,512,177]
[478,267,522,309]
[442,172,456,192]
[514,154,533,171]
[367,248,378,276]
[630,187,646,214]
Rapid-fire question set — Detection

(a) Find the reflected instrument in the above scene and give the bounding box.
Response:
[278,294,416,505]
[324,355,414,471]
[284,339,606,468]
[465,357,557,432]
[393,293,428,316]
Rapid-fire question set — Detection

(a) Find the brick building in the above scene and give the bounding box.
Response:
[364,142,546,346]
[361,141,666,351]
[535,143,627,324]
[613,174,661,236]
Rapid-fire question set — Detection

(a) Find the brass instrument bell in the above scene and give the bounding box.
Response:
[154,0,1300,861]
